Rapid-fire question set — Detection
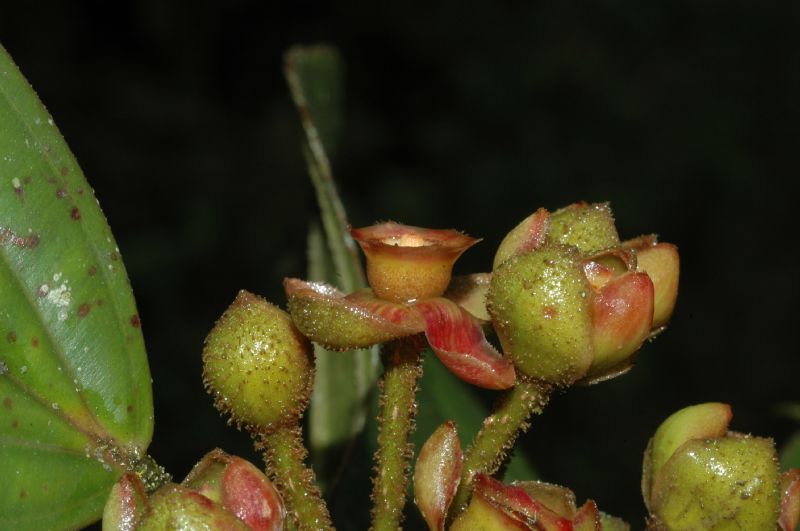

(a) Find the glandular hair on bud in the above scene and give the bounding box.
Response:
[202,290,314,432]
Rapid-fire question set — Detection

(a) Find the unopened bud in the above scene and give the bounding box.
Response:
[203,290,314,431]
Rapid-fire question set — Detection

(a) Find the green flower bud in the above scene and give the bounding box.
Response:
[203,290,314,431]
[488,244,594,386]
[644,403,788,530]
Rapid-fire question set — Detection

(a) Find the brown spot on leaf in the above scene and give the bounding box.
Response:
[6,332,16,343]
[3,397,12,409]
[70,207,81,220]
[31,337,39,348]
[56,188,68,199]
[110,251,120,261]
[23,176,31,185]
[130,315,141,328]
[96,298,104,306]
[11,419,18,428]
[78,303,91,317]
[19,489,27,499]
[0,227,40,249]
[60,166,69,176]
[127,405,134,413]
[542,306,558,319]
[88,265,97,277]
[77,187,84,195]
[13,182,24,204]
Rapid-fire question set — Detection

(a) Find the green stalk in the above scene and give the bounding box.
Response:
[371,337,425,531]
[260,425,334,531]
[448,378,552,519]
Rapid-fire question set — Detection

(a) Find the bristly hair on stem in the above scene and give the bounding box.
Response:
[448,378,552,522]
[371,336,426,531]
[258,425,334,531]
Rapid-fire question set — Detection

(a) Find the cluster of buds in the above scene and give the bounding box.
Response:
[103,449,285,531]
[642,403,800,530]
[489,202,679,387]
[413,421,629,530]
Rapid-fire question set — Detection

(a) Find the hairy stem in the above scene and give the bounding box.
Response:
[371,337,425,531]
[448,378,552,519]
[259,425,334,531]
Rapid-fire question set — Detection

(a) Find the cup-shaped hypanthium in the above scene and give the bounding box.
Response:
[350,222,480,303]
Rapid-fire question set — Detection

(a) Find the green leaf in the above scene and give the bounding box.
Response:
[285,45,379,457]
[0,44,153,529]
[284,44,364,293]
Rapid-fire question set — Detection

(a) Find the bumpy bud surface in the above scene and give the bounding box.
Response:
[203,290,314,431]
[488,244,594,385]
[547,202,620,254]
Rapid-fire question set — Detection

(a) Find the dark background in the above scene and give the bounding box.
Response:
[2,1,799,528]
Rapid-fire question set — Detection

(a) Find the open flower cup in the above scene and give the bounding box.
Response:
[284,222,516,390]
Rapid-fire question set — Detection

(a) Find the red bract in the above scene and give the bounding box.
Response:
[413,421,463,531]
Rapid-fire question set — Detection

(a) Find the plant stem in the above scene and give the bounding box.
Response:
[371,337,425,531]
[448,378,552,519]
[260,425,334,531]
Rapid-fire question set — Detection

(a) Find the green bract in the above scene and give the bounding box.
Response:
[202,290,314,431]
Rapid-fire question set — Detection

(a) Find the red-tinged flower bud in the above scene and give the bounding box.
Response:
[350,222,480,303]
[414,421,463,531]
[183,449,285,531]
[137,484,250,531]
[103,473,149,531]
[643,403,785,530]
[450,474,624,531]
[624,236,680,329]
[547,202,620,254]
[489,243,655,386]
[202,290,314,431]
